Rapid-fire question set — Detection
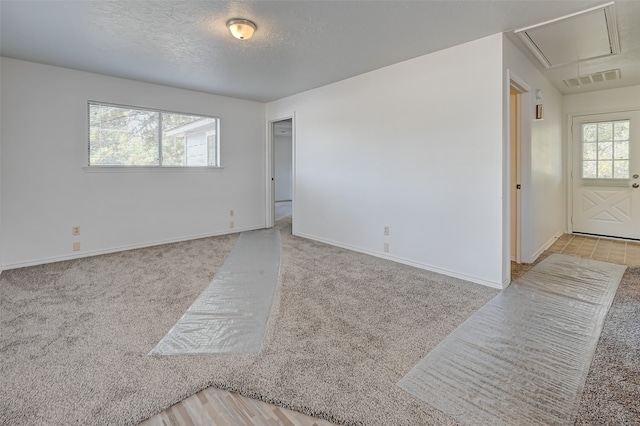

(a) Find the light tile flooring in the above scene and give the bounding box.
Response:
[548,233,640,266]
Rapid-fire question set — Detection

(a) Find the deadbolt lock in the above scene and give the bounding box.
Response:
[633,174,639,179]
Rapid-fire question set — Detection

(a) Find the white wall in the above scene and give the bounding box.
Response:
[0,56,3,275]
[1,58,266,269]
[563,85,640,115]
[268,34,505,288]
[274,134,292,201]
[502,37,565,275]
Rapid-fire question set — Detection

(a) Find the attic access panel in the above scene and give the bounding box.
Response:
[515,2,620,68]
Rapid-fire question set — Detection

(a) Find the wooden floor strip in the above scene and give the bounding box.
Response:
[140,387,337,426]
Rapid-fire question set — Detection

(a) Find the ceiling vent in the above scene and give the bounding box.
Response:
[515,2,620,69]
[563,69,621,87]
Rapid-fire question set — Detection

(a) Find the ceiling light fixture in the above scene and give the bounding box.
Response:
[226,19,257,40]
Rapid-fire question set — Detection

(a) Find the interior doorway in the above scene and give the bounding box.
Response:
[505,71,531,285]
[274,119,293,204]
[267,116,294,228]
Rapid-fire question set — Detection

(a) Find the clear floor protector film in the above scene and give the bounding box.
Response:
[398,254,627,426]
[150,228,281,355]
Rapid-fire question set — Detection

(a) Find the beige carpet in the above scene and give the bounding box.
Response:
[1,219,638,425]
[150,229,281,355]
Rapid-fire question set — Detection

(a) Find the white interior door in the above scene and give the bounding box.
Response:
[572,110,640,239]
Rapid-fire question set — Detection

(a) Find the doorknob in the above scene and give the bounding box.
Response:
[633,183,640,188]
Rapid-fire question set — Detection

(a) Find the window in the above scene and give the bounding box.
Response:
[88,102,220,167]
[581,120,630,179]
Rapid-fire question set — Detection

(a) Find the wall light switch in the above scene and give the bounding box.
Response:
[230,210,234,217]
[383,226,389,236]
[72,226,80,236]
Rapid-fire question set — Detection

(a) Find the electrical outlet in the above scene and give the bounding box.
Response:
[383,243,389,253]
[72,226,80,236]
[383,226,389,236]
[230,221,235,228]
[73,242,81,251]
[230,209,234,217]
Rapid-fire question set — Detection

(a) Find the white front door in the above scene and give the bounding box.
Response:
[572,110,640,239]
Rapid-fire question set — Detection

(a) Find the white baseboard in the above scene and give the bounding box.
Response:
[1,225,265,271]
[294,232,503,289]
[528,230,564,264]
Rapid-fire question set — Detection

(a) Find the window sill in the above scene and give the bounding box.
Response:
[82,166,224,173]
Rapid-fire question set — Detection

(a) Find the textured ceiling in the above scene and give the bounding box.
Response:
[1,1,639,102]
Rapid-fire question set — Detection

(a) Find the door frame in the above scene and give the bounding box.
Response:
[567,108,640,237]
[504,71,532,285]
[265,113,296,229]
[509,87,521,263]
[506,71,531,263]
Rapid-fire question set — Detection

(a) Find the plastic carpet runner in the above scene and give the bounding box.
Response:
[150,228,281,355]
[398,254,626,425]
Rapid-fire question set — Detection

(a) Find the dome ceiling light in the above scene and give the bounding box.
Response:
[226,19,257,40]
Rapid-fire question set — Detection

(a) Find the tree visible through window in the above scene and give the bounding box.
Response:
[89,102,219,167]
[581,120,630,179]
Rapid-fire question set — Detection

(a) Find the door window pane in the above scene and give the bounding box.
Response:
[583,143,597,160]
[598,141,613,160]
[583,123,597,142]
[598,161,613,178]
[597,122,613,141]
[614,141,628,159]
[614,121,629,141]
[614,161,629,179]
[583,161,597,178]
[581,119,630,179]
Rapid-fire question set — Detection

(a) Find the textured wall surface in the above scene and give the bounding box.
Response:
[268,34,505,287]
[1,58,266,269]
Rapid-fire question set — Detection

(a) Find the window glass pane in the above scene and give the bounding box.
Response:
[583,161,597,178]
[162,135,186,166]
[614,120,629,141]
[89,103,219,167]
[613,160,629,179]
[164,115,218,167]
[89,104,159,165]
[583,143,597,160]
[583,123,597,142]
[597,161,613,178]
[614,141,629,160]
[598,141,613,160]
[597,122,613,141]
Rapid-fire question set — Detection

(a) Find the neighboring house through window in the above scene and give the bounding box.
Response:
[88,102,220,167]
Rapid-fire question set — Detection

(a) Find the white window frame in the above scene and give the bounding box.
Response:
[580,119,630,182]
[86,101,222,171]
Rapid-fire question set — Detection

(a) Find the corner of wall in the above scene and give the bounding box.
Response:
[503,35,566,271]
[0,55,4,275]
